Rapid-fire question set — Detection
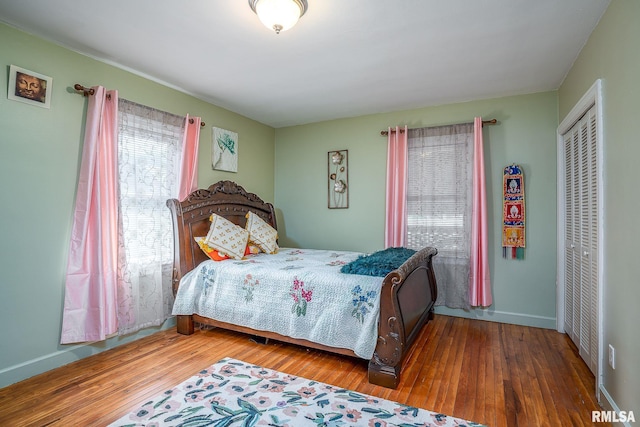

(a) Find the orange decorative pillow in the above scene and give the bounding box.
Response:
[195,237,231,261]
[195,237,261,261]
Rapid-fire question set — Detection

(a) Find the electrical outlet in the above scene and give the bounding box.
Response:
[608,344,616,369]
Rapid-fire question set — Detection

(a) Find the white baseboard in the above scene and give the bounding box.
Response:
[434,306,556,329]
[0,318,175,389]
[598,385,635,427]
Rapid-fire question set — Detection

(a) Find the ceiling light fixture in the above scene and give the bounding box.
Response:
[248,0,308,34]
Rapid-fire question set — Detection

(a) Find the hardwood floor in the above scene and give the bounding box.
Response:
[0,315,606,426]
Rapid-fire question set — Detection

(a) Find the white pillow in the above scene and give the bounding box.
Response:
[204,214,250,260]
[245,211,278,254]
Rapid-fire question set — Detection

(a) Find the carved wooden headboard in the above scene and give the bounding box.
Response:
[166,180,277,295]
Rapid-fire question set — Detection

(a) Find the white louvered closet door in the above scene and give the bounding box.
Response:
[562,105,599,375]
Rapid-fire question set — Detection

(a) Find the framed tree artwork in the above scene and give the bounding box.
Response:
[212,127,238,172]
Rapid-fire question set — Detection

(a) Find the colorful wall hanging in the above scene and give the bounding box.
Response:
[502,164,525,259]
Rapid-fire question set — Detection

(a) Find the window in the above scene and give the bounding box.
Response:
[406,123,474,308]
[117,99,184,334]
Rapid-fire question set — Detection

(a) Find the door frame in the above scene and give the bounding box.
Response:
[556,79,604,397]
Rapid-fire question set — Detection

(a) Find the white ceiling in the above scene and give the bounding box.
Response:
[0,0,610,128]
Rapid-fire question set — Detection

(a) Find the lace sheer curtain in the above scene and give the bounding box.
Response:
[406,123,474,309]
[116,99,184,335]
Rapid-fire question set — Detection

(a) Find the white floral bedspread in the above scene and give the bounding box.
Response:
[172,248,383,359]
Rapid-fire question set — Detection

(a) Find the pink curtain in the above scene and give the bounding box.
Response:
[384,126,408,248]
[469,117,492,306]
[61,87,119,344]
[177,115,201,200]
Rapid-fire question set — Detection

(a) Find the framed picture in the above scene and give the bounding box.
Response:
[212,127,238,172]
[328,150,348,209]
[7,65,52,108]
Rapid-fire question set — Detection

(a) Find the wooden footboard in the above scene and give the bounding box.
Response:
[368,247,438,388]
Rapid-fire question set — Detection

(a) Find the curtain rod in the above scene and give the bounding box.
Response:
[380,118,497,136]
[73,84,206,127]
[74,84,95,96]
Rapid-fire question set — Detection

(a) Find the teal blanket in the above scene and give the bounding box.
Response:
[340,247,416,277]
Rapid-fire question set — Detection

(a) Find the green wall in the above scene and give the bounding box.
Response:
[6,4,636,413]
[275,91,559,328]
[0,23,275,387]
[558,0,639,415]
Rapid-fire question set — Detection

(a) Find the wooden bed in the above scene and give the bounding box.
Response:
[166,180,438,388]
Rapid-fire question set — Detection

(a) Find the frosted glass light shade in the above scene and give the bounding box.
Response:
[249,0,307,34]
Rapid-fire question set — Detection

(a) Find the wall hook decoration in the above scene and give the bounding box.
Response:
[328,150,348,209]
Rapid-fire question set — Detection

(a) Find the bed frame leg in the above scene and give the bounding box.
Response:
[368,359,400,389]
[176,315,195,335]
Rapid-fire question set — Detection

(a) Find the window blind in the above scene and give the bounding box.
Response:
[406,124,473,259]
[118,99,184,269]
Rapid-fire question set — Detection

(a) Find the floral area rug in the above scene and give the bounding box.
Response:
[109,358,485,427]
